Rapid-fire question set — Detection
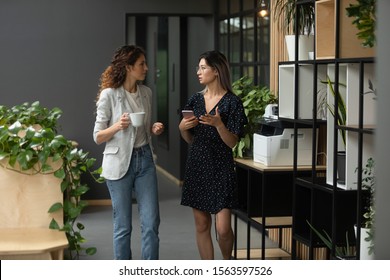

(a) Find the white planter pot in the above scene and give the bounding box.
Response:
[354,225,375,260]
[285,35,314,61]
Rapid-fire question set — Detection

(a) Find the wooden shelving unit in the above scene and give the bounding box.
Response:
[315,0,375,59]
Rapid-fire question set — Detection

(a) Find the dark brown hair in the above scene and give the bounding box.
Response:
[198,50,232,93]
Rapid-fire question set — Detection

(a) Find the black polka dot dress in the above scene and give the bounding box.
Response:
[181,91,248,214]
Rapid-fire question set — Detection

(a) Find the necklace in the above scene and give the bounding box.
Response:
[124,84,137,93]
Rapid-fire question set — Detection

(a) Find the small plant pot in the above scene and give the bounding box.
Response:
[285,35,314,61]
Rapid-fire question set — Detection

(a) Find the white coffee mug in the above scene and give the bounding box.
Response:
[129,112,145,127]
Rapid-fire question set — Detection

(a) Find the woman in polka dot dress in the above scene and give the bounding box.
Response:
[179,50,247,259]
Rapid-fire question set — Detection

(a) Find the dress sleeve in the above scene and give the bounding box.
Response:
[183,93,198,110]
[226,95,248,137]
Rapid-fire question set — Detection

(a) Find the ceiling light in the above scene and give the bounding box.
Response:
[258,0,269,18]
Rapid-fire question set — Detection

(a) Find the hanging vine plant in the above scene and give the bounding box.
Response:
[0,101,104,259]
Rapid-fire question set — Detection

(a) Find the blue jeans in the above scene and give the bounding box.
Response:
[106,144,160,260]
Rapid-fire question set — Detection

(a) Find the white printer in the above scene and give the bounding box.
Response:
[253,106,317,166]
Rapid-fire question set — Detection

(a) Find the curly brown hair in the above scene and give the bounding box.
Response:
[96,45,145,101]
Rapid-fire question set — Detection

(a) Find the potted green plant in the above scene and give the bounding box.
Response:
[321,77,376,188]
[322,77,347,146]
[273,0,316,60]
[356,157,375,259]
[307,221,355,259]
[0,101,103,259]
[319,77,347,186]
[274,0,316,35]
[346,0,376,48]
[232,76,278,158]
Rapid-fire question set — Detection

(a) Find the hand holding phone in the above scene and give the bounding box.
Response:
[182,110,194,119]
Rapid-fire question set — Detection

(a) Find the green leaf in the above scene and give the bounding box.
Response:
[49,218,60,230]
[243,134,251,148]
[50,139,63,150]
[16,150,35,170]
[54,168,66,179]
[61,222,72,232]
[25,126,36,139]
[52,153,62,162]
[307,220,352,258]
[8,121,22,135]
[345,0,376,48]
[60,180,70,193]
[86,158,96,168]
[39,127,52,137]
[72,185,90,196]
[0,151,10,161]
[322,77,347,147]
[77,222,85,230]
[95,176,106,183]
[68,206,82,219]
[86,247,97,255]
[48,202,63,213]
[92,166,103,174]
[38,147,50,162]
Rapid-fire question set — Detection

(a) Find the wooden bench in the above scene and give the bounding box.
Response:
[0,163,68,260]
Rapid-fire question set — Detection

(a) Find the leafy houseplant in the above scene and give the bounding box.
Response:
[346,0,376,48]
[357,157,375,256]
[0,101,103,259]
[273,0,316,61]
[321,77,347,146]
[320,77,347,185]
[273,0,316,35]
[232,76,278,158]
[307,221,355,259]
[305,162,376,260]
[321,77,376,186]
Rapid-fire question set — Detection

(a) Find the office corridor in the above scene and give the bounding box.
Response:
[78,167,275,260]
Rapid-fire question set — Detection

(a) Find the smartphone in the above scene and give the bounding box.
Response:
[182,110,194,119]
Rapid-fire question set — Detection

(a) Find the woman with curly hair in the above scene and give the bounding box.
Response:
[93,45,164,260]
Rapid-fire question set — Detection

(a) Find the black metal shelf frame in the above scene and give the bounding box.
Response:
[232,160,315,260]
[279,0,377,260]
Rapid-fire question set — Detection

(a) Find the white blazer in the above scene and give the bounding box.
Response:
[93,85,153,180]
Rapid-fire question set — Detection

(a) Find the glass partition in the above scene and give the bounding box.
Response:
[242,14,255,63]
[229,17,241,63]
[217,0,270,87]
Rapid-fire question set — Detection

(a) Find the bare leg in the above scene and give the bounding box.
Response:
[216,208,234,260]
[193,208,214,260]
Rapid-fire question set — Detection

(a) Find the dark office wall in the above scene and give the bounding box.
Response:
[0,0,214,199]
[143,16,215,182]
